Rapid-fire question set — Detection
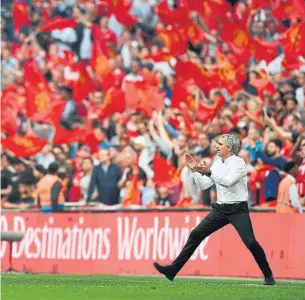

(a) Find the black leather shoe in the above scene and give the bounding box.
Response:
[264,276,275,285]
[153,262,175,281]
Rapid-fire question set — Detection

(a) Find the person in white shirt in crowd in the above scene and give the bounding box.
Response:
[153,134,275,285]
[276,161,303,214]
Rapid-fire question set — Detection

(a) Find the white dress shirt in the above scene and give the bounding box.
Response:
[287,174,303,213]
[192,155,248,204]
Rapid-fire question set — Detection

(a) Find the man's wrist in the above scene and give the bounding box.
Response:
[205,170,212,177]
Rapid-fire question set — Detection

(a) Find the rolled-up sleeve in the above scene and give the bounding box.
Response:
[193,172,215,190]
[289,184,303,213]
[210,159,247,188]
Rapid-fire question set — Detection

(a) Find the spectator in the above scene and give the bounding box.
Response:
[36,144,56,169]
[250,139,287,201]
[80,157,97,201]
[87,149,122,205]
[276,161,303,214]
[36,162,65,212]
[0,154,13,203]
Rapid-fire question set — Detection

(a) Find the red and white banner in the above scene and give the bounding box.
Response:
[1,212,305,279]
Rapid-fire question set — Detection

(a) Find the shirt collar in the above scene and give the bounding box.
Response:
[220,155,236,163]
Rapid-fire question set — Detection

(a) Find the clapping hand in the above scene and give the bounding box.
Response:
[185,153,198,171]
[185,154,210,174]
[193,160,210,174]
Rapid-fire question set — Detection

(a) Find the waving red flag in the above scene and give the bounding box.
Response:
[174,59,212,90]
[100,87,125,118]
[30,100,66,124]
[144,49,173,62]
[12,1,30,32]
[24,60,52,118]
[1,85,25,113]
[214,62,246,95]
[121,165,141,206]
[40,17,77,32]
[72,62,96,103]
[180,107,198,138]
[1,108,18,136]
[153,155,179,185]
[195,94,226,123]
[249,78,276,98]
[156,26,188,56]
[125,82,164,117]
[52,125,89,145]
[220,20,252,64]
[171,81,196,110]
[155,1,190,27]
[273,0,305,20]
[280,22,305,59]
[2,135,47,157]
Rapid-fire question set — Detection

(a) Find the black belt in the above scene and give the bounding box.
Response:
[216,202,247,206]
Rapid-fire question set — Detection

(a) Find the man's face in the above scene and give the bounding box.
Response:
[130,61,139,75]
[99,149,110,164]
[248,127,259,141]
[198,133,209,148]
[286,99,296,112]
[216,137,230,158]
[93,92,103,105]
[82,158,93,172]
[266,142,278,157]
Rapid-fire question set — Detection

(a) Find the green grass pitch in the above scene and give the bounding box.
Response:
[2,274,305,300]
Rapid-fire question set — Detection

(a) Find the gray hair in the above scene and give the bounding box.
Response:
[219,134,241,156]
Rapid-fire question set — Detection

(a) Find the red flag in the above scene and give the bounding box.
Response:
[1,85,25,113]
[156,26,188,56]
[155,2,190,27]
[220,20,252,64]
[194,0,232,30]
[273,0,305,20]
[214,62,246,95]
[100,87,125,118]
[24,60,52,118]
[91,24,116,60]
[144,49,173,62]
[153,155,179,184]
[1,108,18,136]
[40,17,77,32]
[250,39,278,64]
[2,135,47,157]
[171,81,196,110]
[280,22,305,59]
[139,68,159,87]
[52,125,89,145]
[30,99,66,124]
[121,165,141,206]
[72,62,96,103]
[174,59,212,90]
[125,82,164,117]
[195,94,226,123]
[180,107,198,138]
[249,78,276,98]
[115,10,137,28]
[12,1,30,32]
[186,22,207,45]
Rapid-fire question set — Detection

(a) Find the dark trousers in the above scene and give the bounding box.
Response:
[171,202,273,277]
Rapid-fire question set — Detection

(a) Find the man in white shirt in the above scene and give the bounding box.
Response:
[153,134,275,285]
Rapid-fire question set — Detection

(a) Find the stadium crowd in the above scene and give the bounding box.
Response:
[1,0,305,212]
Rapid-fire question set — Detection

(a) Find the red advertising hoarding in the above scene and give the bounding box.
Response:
[1,212,304,279]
